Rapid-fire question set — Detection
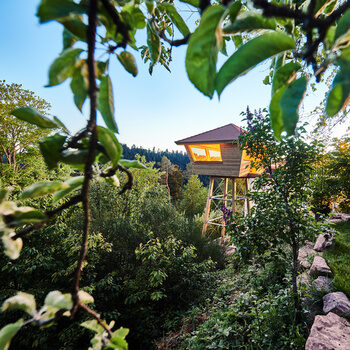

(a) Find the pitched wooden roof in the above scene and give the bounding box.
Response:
[175,123,244,145]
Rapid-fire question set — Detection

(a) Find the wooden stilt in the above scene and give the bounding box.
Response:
[245,178,251,215]
[221,178,229,239]
[202,176,214,235]
[232,178,237,215]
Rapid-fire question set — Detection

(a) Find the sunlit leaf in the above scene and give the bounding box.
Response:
[270,86,287,140]
[44,291,72,310]
[280,76,307,135]
[78,290,94,305]
[98,75,118,133]
[179,0,199,7]
[21,181,69,200]
[326,63,350,116]
[81,319,104,334]
[2,232,23,260]
[119,159,146,169]
[0,319,23,350]
[117,51,138,77]
[216,32,295,96]
[11,107,57,129]
[2,293,36,316]
[272,62,301,94]
[146,22,161,64]
[52,176,84,203]
[70,67,88,111]
[185,5,225,98]
[97,126,122,167]
[158,3,190,37]
[223,14,276,34]
[47,48,83,87]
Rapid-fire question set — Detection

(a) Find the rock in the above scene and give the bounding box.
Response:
[225,245,235,256]
[323,292,350,316]
[298,242,317,269]
[313,276,333,293]
[305,312,350,350]
[310,256,333,278]
[314,234,326,252]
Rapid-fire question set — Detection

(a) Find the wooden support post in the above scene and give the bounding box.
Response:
[245,178,251,216]
[202,176,214,235]
[221,178,229,239]
[232,178,237,215]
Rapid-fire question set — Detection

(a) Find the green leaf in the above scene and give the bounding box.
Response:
[97,126,122,167]
[147,22,161,64]
[269,86,287,140]
[52,176,84,203]
[117,52,138,77]
[113,328,129,339]
[61,149,88,167]
[53,116,70,134]
[158,3,190,37]
[21,181,69,200]
[180,0,199,7]
[59,18,87,42]
[185,5,225,98]
[232,34,243,48]
[0,319,23,350]
[119,159,146,169]
[47,48,83,87]
[2,232,23,260]
[11,107,57,129]
[280,76,307,135]
[107,336,128,350]
[326,64,350,116]
[7,208,46,227]
[70,67,88,111]
[226,1,242,23]
[105,175,120,187]
[216,32,295,96]
[2,293,36,316]
[334,8,350,41]
[81,319,104,334]
[44,291,72,310]
[272,62,301,94]
[98,75,118,133]
[223,14,276,34]
[37,0,85,23]
[39,133,67,170]
[78,291,94,305]
[63,28,78,50]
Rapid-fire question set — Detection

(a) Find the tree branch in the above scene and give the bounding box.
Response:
[100,0,130,49]
[158,32,190,47]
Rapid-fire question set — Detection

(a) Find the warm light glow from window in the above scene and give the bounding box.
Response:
[189,144,222,162]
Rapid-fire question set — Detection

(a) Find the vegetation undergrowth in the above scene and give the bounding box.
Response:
[324,221,350,297]
[159,254,308,350]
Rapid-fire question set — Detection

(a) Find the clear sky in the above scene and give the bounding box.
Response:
[0,0,334,151]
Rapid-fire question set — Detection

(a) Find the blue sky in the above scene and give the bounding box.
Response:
[1,0,331,151]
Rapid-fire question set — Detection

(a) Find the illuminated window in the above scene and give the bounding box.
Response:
[189,144,222,162]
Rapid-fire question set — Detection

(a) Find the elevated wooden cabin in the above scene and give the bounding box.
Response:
[175,123,260,178]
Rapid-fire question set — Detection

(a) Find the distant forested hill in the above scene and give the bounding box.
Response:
[122,144,190,170]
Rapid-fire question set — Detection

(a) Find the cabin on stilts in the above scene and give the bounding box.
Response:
[175,123,263,237]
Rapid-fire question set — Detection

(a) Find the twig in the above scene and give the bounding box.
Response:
[100,164,133,194]
[158,32,190,47]
[100,0,130,48]
[13,195,82,240]
[79,303,113,338]
[72,0,99,317]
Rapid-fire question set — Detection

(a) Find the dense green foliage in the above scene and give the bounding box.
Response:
[324,221,350,296]
[0,159,223,349]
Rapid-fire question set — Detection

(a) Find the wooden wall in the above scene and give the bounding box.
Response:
[185,143,244,177]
